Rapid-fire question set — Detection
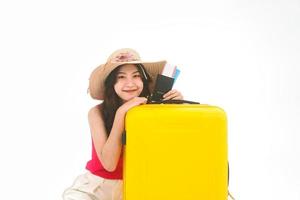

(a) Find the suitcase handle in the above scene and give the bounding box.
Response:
[147,99,200,104]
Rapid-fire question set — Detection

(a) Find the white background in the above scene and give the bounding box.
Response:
[0,0,299,199]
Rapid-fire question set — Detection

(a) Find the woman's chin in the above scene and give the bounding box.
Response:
[121,92,141,102]
[121,95,136,103]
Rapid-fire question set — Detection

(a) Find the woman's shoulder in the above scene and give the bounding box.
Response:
[88,104,103,120]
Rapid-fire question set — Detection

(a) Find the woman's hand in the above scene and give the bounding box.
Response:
[163,89,183,100]
[118,97,147,113]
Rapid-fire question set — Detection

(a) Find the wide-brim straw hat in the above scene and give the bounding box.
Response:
[88,48,167,100]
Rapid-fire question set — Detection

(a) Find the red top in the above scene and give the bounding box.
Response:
[86,140,123,179]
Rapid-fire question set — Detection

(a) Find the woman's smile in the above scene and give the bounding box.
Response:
[123,89,138,92]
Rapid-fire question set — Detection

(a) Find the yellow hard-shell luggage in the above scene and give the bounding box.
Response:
[124,104,228,200]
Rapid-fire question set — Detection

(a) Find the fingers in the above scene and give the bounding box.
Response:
[132,97,147,105]
[163,90,183,100]
[163,89,176,98]
[138,97,147,104]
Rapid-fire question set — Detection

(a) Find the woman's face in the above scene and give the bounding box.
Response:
[114,64,144,102]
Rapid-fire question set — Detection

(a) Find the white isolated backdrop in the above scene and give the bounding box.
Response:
[0,0,299,199]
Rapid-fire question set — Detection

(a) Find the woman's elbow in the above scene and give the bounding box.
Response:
[99,156,118,172]
[103,163,117,172]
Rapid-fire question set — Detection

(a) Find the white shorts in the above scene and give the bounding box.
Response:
[62,171,123,200]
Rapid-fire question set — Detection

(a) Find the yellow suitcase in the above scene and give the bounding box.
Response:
[124,104,228,200]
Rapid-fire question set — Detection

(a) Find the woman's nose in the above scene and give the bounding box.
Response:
[125,78,135,86]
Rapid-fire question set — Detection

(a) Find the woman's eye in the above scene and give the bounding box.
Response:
[117,75,125,79]
[133,74,141,78]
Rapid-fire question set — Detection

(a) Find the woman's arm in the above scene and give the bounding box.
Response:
[88,105,124,172]
[88,97,147,172]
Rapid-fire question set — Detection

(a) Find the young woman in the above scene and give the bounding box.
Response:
[63,48,183,200]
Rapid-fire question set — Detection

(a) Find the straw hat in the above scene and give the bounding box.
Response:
[88,48,166,100]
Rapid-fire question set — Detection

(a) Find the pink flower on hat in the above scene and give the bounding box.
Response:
[113,52,138,62]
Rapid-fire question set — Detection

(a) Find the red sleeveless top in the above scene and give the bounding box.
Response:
[86,139,123,179]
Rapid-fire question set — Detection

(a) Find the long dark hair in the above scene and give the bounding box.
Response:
[101,64,152,135]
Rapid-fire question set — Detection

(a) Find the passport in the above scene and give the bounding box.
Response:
[149,74,174,102]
